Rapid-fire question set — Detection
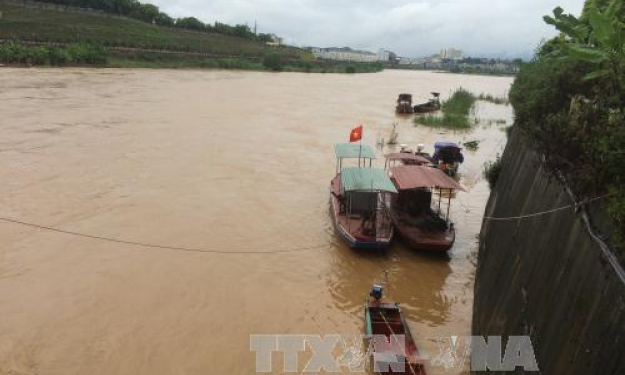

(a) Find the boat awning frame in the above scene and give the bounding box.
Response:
[389,165,466,191]
[341,167,398,193]
[384,153,430,164]
[334,143,377,160]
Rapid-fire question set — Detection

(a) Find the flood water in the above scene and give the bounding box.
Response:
[0,68,512,375]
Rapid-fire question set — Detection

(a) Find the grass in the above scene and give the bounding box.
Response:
[415,88,511,128]
[416,88,476,128]
[477,93,510,105]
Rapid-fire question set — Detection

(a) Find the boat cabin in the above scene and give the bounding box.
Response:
[389,165,465,251]
[331,144,397,249]
[432,142,464,175]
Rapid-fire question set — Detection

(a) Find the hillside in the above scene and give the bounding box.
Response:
[0,2,310,61]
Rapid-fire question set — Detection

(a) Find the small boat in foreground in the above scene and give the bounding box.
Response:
[365,284,427,374]
[331,143,397,250]
[389,165,465,252]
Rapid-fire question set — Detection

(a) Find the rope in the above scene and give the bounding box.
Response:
[0,217,330,255]
[483,194,612,221]
[377,310,419,375]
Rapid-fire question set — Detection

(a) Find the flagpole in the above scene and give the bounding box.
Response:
[358,125,363,167]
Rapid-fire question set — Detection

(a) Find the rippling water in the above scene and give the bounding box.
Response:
[0,68,512,375]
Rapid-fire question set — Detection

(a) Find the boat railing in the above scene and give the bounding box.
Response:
[376,193,393,240]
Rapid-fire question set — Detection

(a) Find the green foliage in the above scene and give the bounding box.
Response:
[0,41,106,65]
[509,0,624,253]
[26,0,271,42]
[416,88,476,128]
[441,88,476,115]
[477,93,509,105]
[345,66,356,73]
[543,0,623,103]
[262,53,282,71]
[483,155,502,189]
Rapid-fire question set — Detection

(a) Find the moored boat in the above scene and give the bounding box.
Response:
[388,165,465,252]
[331,143,397,250]
[432,142,464,176]
[413,92,441,113]
[365,284,427,374]
[396,94,414,114]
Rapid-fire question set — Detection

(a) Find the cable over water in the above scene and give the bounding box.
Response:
[0,217,332,255]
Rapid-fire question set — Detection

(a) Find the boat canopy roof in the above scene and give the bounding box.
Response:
[341,167,398,193]
[384,153,430,164]
[434,141,461,150]
[335,143,376,159]
[390,165,466,191]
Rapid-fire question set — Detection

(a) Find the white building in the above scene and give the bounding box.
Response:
[311,48,379,63]
[378,49,391,62]
[440,48,463,60]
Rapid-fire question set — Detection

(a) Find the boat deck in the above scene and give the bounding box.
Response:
[393,212,454,251]
[331,175,377,243]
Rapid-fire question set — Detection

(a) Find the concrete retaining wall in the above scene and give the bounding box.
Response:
[472,129,624,374]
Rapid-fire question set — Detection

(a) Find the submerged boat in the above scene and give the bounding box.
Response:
[331,144,397,250]
[365,284,427,374]
[388,165,465,251]
[413,92,441,113]
[432,142,464,176]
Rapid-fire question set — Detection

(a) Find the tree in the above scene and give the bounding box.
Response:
[176,17,205,31]
[543,0,623,96]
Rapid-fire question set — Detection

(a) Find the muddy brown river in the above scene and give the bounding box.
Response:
[0,68,512,375]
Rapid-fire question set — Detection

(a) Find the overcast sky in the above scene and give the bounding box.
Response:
[150,0,586,58]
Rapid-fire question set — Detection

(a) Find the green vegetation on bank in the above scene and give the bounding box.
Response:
[0,2,308,60]
[0,41,383,73]
[15,0,273,42]
[0,41,107,65]
[510,0,624,253]
[483,154,502,189]
[0,3,383,73]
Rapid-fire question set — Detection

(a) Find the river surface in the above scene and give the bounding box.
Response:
[0,68,512,375]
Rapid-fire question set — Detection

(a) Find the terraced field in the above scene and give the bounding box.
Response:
[0,2,312,60]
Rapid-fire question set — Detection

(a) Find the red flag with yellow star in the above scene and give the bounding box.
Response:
[349,125,363,143]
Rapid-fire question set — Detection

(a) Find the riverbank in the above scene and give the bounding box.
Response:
[0,42,383,73]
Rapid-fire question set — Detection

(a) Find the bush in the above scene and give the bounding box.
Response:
[262,53,282,71]
[345,66,356,73]
[483,155,502,189]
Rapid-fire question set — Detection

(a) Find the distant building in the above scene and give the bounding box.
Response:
[378,49,392,62]
[266,34,283,46]
[440,48,463,60]
[310,47,379,63]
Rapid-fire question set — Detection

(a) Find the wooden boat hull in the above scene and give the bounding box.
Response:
[330,191,393,250]
[413,103,440,113]
[330,176,393,250]
[392,216,455,252]
[365,301,426,374]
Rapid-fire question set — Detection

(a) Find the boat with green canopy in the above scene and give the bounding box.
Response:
[331,143,397,250]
